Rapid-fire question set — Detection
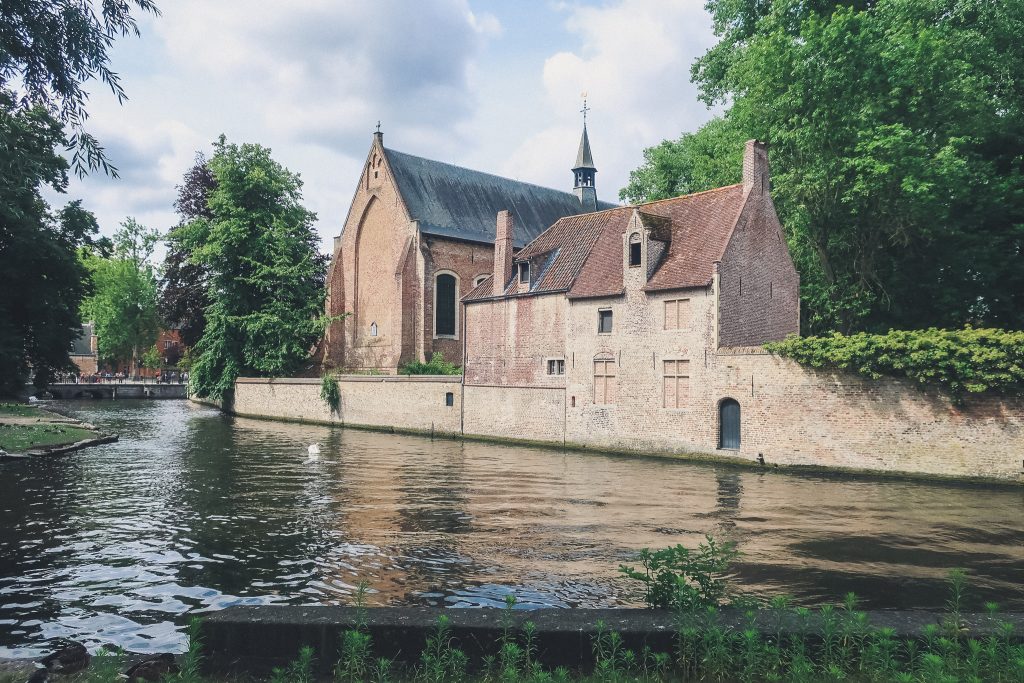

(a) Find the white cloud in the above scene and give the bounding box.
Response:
[501,0,718,201]
[59,0,501,252]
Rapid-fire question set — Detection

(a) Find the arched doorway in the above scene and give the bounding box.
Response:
[719,398,741,449]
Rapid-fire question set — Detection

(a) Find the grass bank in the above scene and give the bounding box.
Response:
[0,402,101,454]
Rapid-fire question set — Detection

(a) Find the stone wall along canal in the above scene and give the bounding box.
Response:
[0,399,1020,657]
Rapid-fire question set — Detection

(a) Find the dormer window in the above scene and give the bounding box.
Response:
[519,262,530,286]
[628,233,642,267]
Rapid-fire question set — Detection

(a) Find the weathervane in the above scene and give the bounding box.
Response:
[580,92,590,125]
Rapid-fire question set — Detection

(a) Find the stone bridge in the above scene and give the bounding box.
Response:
[46,382,188,400]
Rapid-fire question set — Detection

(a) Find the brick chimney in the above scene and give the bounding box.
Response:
[743,140,769,195]
[493,210,514,296]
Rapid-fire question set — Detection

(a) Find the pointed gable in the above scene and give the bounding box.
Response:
[384,147,615,248]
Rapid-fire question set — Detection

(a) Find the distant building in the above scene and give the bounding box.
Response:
[69,322,99,375]
[319,125,614,373]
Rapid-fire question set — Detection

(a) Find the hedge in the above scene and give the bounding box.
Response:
[764,327,1024,400]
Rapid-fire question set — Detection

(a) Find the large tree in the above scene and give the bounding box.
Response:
[626,0,1024,335]
[0,0,159,176]
[0,93,97,394]
[81,218,161,375]
[159,155,216,347]
[178,137,330,400]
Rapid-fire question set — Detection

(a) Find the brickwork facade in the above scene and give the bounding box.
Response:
[323,134,496,372]
[255,139,1024,482]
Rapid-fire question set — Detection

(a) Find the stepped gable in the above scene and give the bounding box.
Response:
[385,148,616,248]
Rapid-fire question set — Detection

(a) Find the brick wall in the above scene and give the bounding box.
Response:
[718,191,800,347]
[422,236,495,367]
[464,293,569,386]
[326,138,417,373]
[231,366,1023,481]
[463,385,565,443]
[233,376,462,434]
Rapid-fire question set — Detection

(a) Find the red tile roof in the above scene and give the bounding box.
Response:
[642,184,745,292]
[463,183,747,302]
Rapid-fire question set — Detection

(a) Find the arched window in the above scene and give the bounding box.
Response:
[474,274,490,287]
[370,322,378,337]
[434,271,458,338]
[719,398,741,449]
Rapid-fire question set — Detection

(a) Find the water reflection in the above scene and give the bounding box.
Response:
[0,400,1021,657]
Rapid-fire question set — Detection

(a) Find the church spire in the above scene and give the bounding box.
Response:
[572,94,597,212]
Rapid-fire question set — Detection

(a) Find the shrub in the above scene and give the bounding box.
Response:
[619,535,740,610]
[765,327,1024,400]
[399,352,462,376]
[320,374,340,413]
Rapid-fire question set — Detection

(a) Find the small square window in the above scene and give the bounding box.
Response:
[547,359,565,375]
[445,392,454,407]
[598,309,613,334]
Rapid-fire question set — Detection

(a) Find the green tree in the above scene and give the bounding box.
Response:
[82,218,161,376]
[620,116,743,203]
[178,136,330,400]
[0,92,97,395]
[159,155,216,347]
[0,0,159,176]
[629,0,1024,335]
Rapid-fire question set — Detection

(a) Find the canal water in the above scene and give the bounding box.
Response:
[0,400,1021,655]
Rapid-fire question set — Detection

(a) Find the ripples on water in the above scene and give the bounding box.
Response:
[0,400,1021,656]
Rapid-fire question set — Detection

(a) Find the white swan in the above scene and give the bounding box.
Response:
[306,443,321,462]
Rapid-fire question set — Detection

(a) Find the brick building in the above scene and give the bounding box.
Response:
[320,127,614,372]
[464,140,801,453]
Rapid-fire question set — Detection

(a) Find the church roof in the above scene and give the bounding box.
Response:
[384,147,615,248]
[574,125,596,170]
[464,183,747,302]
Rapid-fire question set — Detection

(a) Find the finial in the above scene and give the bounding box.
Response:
[580,92,590,125]
[375,120,381,133]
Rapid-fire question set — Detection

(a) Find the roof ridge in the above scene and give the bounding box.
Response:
[384,146,583,200]
[638,183,743,208]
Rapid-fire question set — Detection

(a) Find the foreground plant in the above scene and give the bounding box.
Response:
[619,535,740,610]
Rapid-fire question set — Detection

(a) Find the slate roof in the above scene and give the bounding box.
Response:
[464,183,747,302]
[384,147,616,248]
[574,125,596,169]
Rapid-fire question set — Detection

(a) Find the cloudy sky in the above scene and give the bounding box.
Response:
[61,0,719,254]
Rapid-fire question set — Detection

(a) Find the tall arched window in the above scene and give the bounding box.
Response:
[719,398,741,449]
[434,271,458,338]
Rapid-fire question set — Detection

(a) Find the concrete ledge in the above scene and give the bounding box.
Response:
[200,606,1024,677]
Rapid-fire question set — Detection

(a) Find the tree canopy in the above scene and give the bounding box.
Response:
[159,155,216,348]
[176,137,330,400]
[624,0,1024,335]
[0,0,159,176]
[81,218,161,373]
[0,93,96,394]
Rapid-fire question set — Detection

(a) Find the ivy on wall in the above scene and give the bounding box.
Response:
[766,328,1024,401]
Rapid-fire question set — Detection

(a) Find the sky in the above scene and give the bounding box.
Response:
[59,0,720,254]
